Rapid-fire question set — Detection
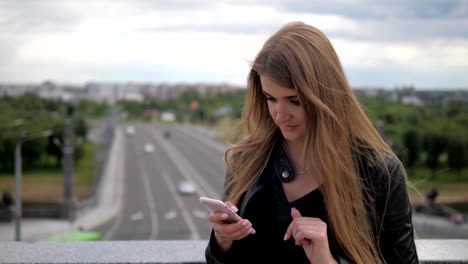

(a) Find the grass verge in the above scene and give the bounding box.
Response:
[0,142,96,205]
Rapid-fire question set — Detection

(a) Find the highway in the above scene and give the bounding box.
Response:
[93,123,226,240]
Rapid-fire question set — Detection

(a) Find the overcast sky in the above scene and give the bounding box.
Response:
[1,0,467,89]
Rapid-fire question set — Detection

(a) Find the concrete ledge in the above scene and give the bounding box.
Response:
[0,240,206,264]
[416,239,468,264]
[0,239,467,263]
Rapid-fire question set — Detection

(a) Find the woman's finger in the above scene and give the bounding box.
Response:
[214,219,254,240]
[224,201,239,213]
[284,207,303,240]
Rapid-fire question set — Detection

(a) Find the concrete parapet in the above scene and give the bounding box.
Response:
[0,239,467,263]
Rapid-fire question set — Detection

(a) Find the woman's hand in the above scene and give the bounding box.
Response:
[284,207,337,264]
[208,201,255,252]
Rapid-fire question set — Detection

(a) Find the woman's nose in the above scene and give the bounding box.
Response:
[275,103,290,122]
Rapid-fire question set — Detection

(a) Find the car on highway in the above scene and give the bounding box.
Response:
[144,143,155,153]
[126,126,135,136]
[177,180,196,195]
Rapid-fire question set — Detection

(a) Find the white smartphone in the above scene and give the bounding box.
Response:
[199,196,242,223]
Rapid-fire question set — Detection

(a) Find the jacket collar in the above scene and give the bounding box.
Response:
[238,144,294,216]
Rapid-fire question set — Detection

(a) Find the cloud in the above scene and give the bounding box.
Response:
[272,0,468,19]
[0,0,467,87]
[0,1,82,34]
[333,38,468,68]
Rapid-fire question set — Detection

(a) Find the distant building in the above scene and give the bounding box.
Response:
[0,83,36,96]
[84,82,119,103]
[401,95,423,105]
[37,81,75,101]
[161,112,176,122]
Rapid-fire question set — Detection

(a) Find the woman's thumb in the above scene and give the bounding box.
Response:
[225,201,238,213]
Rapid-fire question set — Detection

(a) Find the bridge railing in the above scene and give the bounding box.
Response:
[1,239,467,263]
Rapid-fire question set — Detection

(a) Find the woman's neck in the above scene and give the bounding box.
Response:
[282,139,306,165]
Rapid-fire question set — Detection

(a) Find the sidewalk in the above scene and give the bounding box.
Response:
[0,129,124,242]
[0,219,72,241]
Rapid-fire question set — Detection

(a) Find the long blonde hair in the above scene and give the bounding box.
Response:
[225,21,400,263]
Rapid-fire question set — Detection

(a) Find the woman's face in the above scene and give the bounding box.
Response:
[260,75,306,144]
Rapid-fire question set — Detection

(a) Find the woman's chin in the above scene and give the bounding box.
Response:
[281,133,298,142]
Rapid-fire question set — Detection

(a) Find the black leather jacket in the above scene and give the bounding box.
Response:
[205,147,419,263]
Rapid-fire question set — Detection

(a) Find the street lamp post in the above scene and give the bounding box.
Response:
[14,132,28,242]
[62,106,75,221]
[14,129,53,241]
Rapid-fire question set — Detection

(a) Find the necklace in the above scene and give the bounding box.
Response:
[282,141,309,176]
[291,161,309,175]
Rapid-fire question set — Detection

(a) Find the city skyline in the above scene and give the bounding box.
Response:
[0,0,467,89]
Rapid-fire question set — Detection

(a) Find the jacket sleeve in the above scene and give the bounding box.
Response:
[205,230,229,264]
[205,172,233,264]
[376,157,419,264]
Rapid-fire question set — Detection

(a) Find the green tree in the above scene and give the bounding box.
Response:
[402,129,421,168]
[74,116,88,140]
[447,135,467,181]
[21,134,49,170]
[424,133,448,179]
[46,124,65,167]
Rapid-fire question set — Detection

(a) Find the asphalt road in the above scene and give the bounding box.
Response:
[93,123,226,241]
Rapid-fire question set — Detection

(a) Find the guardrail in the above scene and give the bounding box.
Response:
[0,239,467,263]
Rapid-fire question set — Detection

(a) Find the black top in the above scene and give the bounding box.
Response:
[228,177,337,263]
[215,149,347,264]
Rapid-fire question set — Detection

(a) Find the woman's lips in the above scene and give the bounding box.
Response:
[281,125,298,131]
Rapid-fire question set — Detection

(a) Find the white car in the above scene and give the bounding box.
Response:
[126,126,135,136]
[144,143,155,153]
[177,180,196,195]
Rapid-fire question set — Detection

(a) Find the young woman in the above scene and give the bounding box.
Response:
[205,21,419,263]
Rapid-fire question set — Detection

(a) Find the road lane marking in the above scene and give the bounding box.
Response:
[150,126,221,199]
[136,147,160,240]
[131,211,144,221]
[164,210,177,220]
[178,124,226,153]
[192,209,209,219]
[160,170,201,240]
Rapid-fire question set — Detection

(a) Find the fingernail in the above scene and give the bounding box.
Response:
[283,233,288,241]
[221,213,228,219]
[242,220,250,226]
[230,206,238,213]
[250,228,256,234]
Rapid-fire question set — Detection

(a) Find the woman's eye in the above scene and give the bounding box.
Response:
[265,96,276,102]
[290,99,300,105]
